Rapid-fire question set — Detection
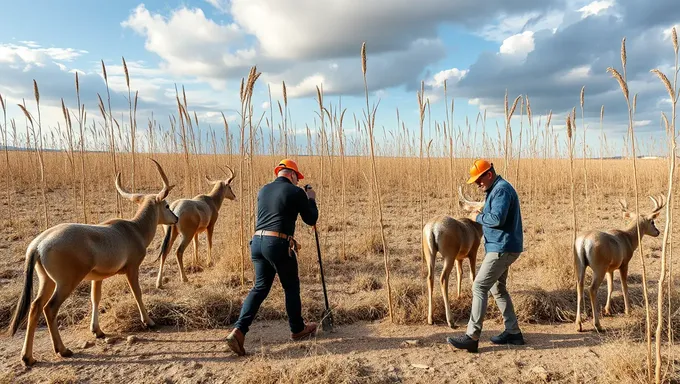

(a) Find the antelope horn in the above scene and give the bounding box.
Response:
[649,195,660,211]
[115,172,145,202]
[618,199,629,212]
[151,159,175,200]
[222,165,235,184]
[458,186,484,207]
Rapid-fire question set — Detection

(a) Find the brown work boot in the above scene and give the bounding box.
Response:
[226,328,246,356]
[291,322,317,341]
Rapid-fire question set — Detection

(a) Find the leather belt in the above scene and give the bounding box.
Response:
[254,230,291,239]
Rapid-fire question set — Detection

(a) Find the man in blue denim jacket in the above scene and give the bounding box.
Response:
[447,159,524,353]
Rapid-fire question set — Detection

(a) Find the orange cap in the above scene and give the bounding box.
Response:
[467,159,492,184]
[274,159,304,180]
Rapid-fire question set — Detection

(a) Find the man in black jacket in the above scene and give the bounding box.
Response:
[226,159,319,356]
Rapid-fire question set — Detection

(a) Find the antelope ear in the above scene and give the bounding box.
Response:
[623,211,633,219]
[650,211,661,220]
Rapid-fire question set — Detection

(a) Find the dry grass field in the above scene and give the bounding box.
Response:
[1,37,680,383]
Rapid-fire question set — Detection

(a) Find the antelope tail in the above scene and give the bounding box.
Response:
[156,225,173,263]
[9,247,39,336]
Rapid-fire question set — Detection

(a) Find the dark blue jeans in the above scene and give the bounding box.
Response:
[234,235,305,335]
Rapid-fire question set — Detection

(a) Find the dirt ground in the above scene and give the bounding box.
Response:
[1,175,679,383]
[2,317,670,384]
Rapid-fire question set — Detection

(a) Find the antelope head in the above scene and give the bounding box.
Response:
[115,158,178,225]
[618,195,666,237]
[205,165,237,201]
[458,186,485,219]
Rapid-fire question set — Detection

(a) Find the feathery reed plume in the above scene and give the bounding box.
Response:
[361,41,393,322]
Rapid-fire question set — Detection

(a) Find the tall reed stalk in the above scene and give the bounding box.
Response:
[18,81,48,229]
[504,92,521,177]
[581,86,587,203]
[361,42,393,322]
[0,93,10,226]
[567,112,577,259]
[607,37,652,381]
[101,61,121,216]
[651,26,678,384]
[417,81,426,276]
[74,73,88,223]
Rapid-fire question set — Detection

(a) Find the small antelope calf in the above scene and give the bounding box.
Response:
[574,195,665,332]
[8,159,177,366]
[156,166,236,288]
[423,187,484,328]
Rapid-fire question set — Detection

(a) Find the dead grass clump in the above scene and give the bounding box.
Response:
[390,277,474,325]
[358,232,384,256]
[105,283,242,332]
[352,273,382,291]
[513,289,575,323]
[234,356,399,384]
[598,340,652,383]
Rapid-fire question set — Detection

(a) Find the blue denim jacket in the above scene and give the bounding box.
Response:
[475,176,524,253]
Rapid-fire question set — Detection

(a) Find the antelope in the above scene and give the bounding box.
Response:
[574,195,665,332]
[7,159,177,366]
[155,165,236,288]
[423,187,484,328]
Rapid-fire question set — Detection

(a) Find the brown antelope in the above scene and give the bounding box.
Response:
[155,165,236,288]
[423,187,484,328]
[574,195,665,332]
[7,159,177,366]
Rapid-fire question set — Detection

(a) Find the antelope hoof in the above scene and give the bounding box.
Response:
[182,277,189,283]
[208,261,214,268]
[448,322,457,329]
[93,330,106,339]
[144,320,157,330]
[22,355,37,367]
[603,309,612,317]
[59,349,74,358]
[576,322,583,333]
[594,324,604,333]
[427,318,433,326]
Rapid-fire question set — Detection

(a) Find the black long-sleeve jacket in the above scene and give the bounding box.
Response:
[254,177,318,236]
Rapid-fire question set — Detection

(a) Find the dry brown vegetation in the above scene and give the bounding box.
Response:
[1,37,680,383]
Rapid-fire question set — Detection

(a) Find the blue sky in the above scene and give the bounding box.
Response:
[0,0,678,157]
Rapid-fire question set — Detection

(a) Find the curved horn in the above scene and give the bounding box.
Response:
[650,194,666,213]
[115,172,145,202]
[648,195,660,211]
[618,198,629,212]
[458,186,484,208]
[222,165,235,184]
[150,159,175,200]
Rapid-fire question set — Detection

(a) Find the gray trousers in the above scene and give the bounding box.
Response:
[466,251,521,339]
